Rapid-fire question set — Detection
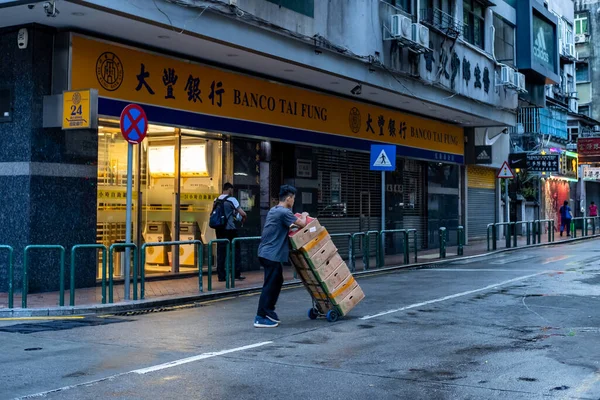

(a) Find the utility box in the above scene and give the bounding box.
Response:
[179,221,201,267]
[143,222,171,265]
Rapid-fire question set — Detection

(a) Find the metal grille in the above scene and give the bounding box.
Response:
[315,148,381,218]
[467,188,495,239]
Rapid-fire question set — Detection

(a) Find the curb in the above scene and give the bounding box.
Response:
[1,234,597,318]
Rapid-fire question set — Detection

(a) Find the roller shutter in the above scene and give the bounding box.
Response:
[467,166,496,239]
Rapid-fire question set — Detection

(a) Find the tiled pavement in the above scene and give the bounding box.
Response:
[0,229,586,309]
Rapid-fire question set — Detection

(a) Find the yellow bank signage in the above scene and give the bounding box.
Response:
[62,89,92,129]
[70,35,464,158]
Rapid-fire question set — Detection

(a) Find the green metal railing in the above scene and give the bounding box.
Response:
[486,223,497,251]
[406,229,418,263]
[70,244,107,306]
[380,229,409,265]
[513,221,532,246]
[23,245,66,308]
[494,222,514,249]
[439,227,447,258]
[349,232,365,272]
[1,246,14,309]
[140,241,203,298]
[207,239,230,291]
[456,226,465,256]
[364,231,381,270]
[534,219,554,243]
[231,237,260,289]
[108,243,138,304]
[571,217,586,238]
[329,233,353,262]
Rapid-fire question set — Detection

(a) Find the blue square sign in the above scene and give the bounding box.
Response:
[370,144,396,171]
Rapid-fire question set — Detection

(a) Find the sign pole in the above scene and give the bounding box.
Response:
[504,178,509,226]
[124,143,133,300]
[120,104,148,302]
[381,171,385,232]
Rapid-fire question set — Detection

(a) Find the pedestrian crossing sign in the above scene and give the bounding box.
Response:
[370,144,396,171]
[497,161,515,179]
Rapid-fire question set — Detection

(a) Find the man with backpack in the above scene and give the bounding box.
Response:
[210,182,247,282]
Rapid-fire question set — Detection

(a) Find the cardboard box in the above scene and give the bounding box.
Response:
[313,253,343,281]
[337,285,365,316]
[304,240,337,269]
[288,216,323,250]
[329,274,358,305]
[300,227,331,258]
[320,262,351,293]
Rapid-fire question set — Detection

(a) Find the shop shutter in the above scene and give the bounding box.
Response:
[586,181,600,208]
[467,166,496,239]
[315,148,382,257]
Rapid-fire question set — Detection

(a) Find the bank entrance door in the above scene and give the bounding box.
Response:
[97,121,224,279]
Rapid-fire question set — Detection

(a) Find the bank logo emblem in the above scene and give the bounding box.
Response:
[96,52,124,92]
[349,107,361,133]
[71,91,81,105]
[533,27,549,63]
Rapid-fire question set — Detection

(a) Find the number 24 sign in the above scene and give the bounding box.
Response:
[62,90,92,130]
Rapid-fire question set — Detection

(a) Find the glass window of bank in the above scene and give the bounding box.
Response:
[96,121,226,278]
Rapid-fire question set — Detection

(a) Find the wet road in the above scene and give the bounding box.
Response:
[2,240,600,399]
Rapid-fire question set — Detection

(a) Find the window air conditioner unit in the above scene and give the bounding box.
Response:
[514,71,526,92]
[566,43,575,58]
[500,65,516,87]
[390,14,412,40]
[411,23,430,48]
[575,34,586,44]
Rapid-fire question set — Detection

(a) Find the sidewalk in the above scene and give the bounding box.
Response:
[0,228,588,311]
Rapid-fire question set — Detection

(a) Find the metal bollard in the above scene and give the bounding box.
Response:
[439,227,447,258]
[207,239,230,291]
[457,226,464,256]
[0,246,14,309]
[23,245,66,308]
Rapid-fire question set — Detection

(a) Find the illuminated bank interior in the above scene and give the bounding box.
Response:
[97,119,226,278]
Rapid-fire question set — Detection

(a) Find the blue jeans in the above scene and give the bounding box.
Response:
[560,219,571,236]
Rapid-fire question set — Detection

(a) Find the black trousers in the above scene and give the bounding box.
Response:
[215,228,240,280]
[257,257,283,317]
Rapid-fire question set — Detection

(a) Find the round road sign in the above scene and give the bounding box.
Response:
[120,104,148,144]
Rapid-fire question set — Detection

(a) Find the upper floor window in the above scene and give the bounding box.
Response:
[493,14,515,66]
[265,0,314,18]
[384,0,411,13]
[463,0,485,48]
[575,13,588,35]
[576,62,590,82]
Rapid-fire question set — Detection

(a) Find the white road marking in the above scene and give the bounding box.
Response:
[360,271,549,320]
[133,341,273,374]
[425,269,540,272]
[14,341,273,399]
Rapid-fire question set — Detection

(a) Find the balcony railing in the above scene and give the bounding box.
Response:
[517,107,568,140]
[420,8,463,38]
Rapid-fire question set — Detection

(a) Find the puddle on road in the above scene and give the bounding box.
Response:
[0,317,132,334]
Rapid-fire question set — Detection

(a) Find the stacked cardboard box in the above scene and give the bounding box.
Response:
[288,216,365,318]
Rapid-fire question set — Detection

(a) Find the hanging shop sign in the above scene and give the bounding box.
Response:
[526,154,559,172]
[582,166,600,181]
[70,35,464,162]
[577,137,600,163]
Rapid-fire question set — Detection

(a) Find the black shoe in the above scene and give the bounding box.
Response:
[235,276,246,281]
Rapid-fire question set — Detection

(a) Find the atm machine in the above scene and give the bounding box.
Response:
[143,221,171,266]
[179,221,202,269]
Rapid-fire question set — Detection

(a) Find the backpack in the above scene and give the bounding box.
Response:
[209,196,232,229]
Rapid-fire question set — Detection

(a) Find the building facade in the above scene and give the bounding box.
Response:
[508,0,579,231]
[0,0,525,292]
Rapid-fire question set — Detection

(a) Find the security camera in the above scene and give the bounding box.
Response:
[350,84,362,95]
[43,1,59,17]
[17,28,28,50]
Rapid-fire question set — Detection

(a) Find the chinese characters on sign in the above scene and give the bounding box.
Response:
[577,138,600,163]
[526,154,559,172]
[583,166,600,181]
